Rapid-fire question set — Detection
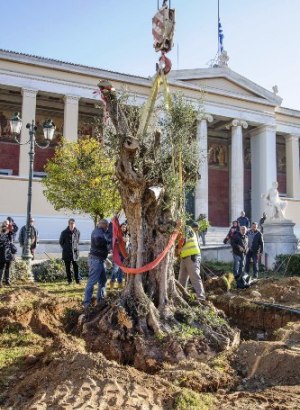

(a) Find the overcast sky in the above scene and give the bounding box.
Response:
[1,0,299,110]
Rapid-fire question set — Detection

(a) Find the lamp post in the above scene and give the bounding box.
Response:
[9,113,56,278]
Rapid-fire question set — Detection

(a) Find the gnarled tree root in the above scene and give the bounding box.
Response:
[80,293,240,373]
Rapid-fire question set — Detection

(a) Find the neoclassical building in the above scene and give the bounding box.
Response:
[0,49,300,240]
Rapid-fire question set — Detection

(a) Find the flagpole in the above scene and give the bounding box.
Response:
[218,0,220,54]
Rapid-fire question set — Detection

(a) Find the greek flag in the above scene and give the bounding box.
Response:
[218,18,224,52]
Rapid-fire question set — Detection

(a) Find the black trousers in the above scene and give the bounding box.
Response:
[0,261,11,284]
[64,260,80,283]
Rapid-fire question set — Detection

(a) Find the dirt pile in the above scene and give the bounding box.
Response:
[0,286,80,337]
[244,277,300,306]
[0,287,177,409]
[235,339,300,387]
[5,344,175,410]
[0,283,300,409]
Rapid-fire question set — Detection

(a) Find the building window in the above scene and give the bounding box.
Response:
[33,171,47,179]
[0,168,13,175]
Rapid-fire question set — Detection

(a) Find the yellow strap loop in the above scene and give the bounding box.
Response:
[137,74,161,139]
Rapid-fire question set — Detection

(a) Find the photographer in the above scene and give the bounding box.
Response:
[6,216,18,242]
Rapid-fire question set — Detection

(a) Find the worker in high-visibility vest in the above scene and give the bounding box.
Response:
[178,222,206,301]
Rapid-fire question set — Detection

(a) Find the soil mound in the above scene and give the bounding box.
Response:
[0,286,80,337]
[274,322,300,346]
[0,287,176,409]
[235,339,300,387]
[5,344,175,410]
[243,277,300,306]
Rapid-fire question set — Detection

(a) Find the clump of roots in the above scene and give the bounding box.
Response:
[81,291,239,373]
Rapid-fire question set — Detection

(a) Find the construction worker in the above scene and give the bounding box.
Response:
[178,222,206,301]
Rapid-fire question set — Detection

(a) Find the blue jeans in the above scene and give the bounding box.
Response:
[245,251,259,278]
[83,255,107,307]
[233,253,249,289]
[199,232,206,246]
[110,262,124,283]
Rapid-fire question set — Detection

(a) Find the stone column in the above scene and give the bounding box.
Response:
[285,134,300,198]
[19,88,38,176]
[63,95,80,141]
[194,113,213,219]
[250,125,277,222]
[227,119,248,222]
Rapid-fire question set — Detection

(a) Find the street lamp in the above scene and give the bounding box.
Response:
[9,113,56,278]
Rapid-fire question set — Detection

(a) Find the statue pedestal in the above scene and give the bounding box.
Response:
[263,220,298,269]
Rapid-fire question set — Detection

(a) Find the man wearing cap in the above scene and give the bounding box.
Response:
[84,219,110,308]
[245,222,264,279]
[19,218,39,260]
[178,222,205,301]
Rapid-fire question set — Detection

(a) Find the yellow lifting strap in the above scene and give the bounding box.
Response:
[137,69,184,228]
[137,72,172,139]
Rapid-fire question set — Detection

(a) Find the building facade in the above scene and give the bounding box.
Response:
[0,49,300,240]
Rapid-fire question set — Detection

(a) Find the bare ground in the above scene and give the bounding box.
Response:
[0,278,299,409]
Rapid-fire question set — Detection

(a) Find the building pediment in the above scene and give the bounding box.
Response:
[169,67,282,106]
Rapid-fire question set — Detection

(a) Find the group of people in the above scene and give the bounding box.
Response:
[0,210,264,305]
[0,216,38,286]
[58,217,129,309]
[224,211,265,289]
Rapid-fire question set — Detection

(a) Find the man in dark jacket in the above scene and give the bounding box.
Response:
[59,218,80,284]
[83,219,109,308]
[231,226,249,289]
[237,211,250,230]
[245,222,264,279]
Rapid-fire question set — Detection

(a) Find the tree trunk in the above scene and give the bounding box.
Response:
[81,85,239,372]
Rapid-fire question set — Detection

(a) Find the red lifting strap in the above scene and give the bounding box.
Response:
[112,217,178,274]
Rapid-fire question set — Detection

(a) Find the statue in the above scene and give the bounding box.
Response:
[262,181,287,221]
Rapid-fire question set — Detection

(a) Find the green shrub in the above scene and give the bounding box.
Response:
[32,259,65,282]
[10,260,31,282]
[274,254,300,276]
[32,257,89,282]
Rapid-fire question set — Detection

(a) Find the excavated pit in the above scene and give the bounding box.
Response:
[207,276,300,341]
